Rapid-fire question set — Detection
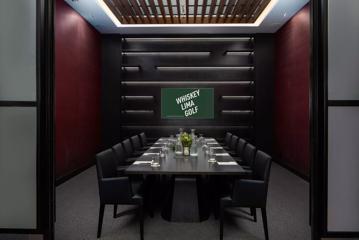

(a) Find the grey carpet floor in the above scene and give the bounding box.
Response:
[55,163,310,240]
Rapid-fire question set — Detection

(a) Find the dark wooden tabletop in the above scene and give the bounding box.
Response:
[125,138,247,175]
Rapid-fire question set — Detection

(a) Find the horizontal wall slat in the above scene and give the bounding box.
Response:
[124,54,253,66]
[123,70,254,81]
[123,39,253,52]
[121,83,254,96]
[121,125,253,139]
[122,81,254,85]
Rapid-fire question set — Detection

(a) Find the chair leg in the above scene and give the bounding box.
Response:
[113,204,118,218]
[251,207,257,222]
[139,204,144,240]
[97,204,105,239]
[219,205,224,240]
[261,208,269,240]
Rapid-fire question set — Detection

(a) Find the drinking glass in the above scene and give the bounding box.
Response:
[151,154,160,167]
[202,144,209,156]
[208,147,216,163]
[190,140,198,157]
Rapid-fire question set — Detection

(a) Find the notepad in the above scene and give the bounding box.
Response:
[205,138,216,141]
[133,161,152,165]
[215,153,230,156]
[143,153,159,156]
[217,162,238,166]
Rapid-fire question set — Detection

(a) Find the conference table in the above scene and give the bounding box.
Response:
[125,137,248,222]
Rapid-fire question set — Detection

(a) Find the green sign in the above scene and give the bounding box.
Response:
[161,88,214,119]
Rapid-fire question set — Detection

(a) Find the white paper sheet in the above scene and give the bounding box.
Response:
[215,153,230,156]
[217,162,238,166]
[133,161,153,165]
[143,153,159,156]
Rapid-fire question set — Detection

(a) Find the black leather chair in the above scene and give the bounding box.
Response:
[222,132,232,148]
[241,143,257,170]
[112,142,136,168]
[139,132,151,150]
[131,135,146,155]
[96,149,144,239]
[122,138,142,158]
[232,138,247,164]
[219,150,272,240]
[228,135,239,156]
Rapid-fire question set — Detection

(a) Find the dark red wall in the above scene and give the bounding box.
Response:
[274,5,310,178]
[55,0,101,179]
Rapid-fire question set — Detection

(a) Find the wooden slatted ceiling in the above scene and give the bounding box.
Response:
[103,0,272,25]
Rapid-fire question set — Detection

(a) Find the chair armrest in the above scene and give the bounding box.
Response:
[99,177,134,204]
[231,179,267,207]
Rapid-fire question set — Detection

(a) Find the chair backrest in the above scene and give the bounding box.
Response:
[130,135,142,150]
[243,143,256,168]
[224,132,232,146]
[230,135,239,150]
[95,149,118,180]
[253,150,272,183]
[96,149,133,204]
[122,139,133,157]
[112,142,127,166]
[139,132,148,147]
[236,138,247,158]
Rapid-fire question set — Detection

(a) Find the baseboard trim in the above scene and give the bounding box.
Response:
[273,158,310,182]
[56,161,95,186]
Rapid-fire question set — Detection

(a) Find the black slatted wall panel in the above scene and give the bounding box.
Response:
[119,37,255,140]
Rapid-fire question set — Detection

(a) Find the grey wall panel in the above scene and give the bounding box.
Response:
[0,0,37,101]
[254,34,274,154]
[120,37,255,140]
[0,107,37,229]
[328,0,359,100]
[328,107,359,231]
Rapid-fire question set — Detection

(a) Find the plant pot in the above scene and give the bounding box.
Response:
[183,147,190,156]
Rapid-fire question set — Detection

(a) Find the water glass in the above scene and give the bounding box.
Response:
[208,147,216,163]
[202,144,209,156]
[151,154,160,167]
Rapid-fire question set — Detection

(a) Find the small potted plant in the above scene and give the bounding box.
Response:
[180,132,192,156]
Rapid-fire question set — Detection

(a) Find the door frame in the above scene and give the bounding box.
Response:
[311,0,359,238]
[0,0,55,238]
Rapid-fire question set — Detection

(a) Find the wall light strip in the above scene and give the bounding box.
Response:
[122,110,154,114]
[225,51,254,56]
[97,0,122,27]
[122,96,154,100]
[222,110,254,114]
[122,66,141,71]
[124,38,253,41]
[122,52,212,56]
[222,96,254,100]
[122,81,253,85]
[156,66,254,70]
